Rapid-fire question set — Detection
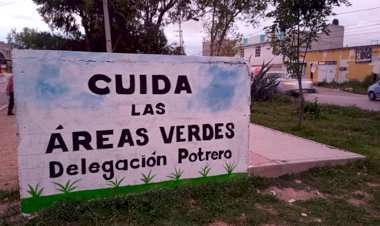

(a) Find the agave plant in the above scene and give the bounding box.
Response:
[107,177,125,188]
[167,167,184,181]
[251,61,280,102]
[27,184,44,198]
[198,163,211,178]
[140,170,156,184]
[53,179,80,194]
[223,162,237,175]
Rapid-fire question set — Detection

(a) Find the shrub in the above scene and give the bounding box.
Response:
[251,61,280,101]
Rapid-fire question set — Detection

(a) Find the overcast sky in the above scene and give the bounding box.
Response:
[1,0,380,55]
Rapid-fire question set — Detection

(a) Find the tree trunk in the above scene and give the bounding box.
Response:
[297,76,304,127]
[296,13,304,127]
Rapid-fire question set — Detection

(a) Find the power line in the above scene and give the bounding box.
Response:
[335,6,380,15]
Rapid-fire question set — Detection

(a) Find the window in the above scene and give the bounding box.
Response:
[255,46,261,57]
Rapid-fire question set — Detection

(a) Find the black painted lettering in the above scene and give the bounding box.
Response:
[88,74,111,95]
[130,159,140,169]
[214,123,224,139]
[118,129,134,147]
[73,131,93,151]
[67,164,79,175]
[174,75,192,94]
[46,133,69,153]
[49,161,63,178]
[96,130,113,149]
[226,123,235,139]
[140,74,147,94]
[202,124,214,141]
[178,148,188,163]
[102,161,114,180]
[143,104,154,115]
[131,104,140,116]
[155,103,165,115]
[160,126,175,144]
[152,75,171,94]
[188,125,201,142]
[116,74,135,94]
[176,125,186,142]
[136,128,149,146]
[89,162,100,173]
[116,160,128,170]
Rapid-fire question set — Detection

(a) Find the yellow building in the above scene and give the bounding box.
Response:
[304,44,380,83]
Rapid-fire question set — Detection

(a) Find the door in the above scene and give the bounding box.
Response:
[317,64,336,83]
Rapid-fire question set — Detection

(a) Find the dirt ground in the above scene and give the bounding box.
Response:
[0,108,18,191]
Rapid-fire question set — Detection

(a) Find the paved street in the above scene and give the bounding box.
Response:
[304,86,380,111]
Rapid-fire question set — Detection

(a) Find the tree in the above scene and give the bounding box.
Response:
[32,0,198,54]
[200,0,267,56]
[6,28,86,51]
[266,0,351,126]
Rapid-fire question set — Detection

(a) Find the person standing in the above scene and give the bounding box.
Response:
[6,75,14,115]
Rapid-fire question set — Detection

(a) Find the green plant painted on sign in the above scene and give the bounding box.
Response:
[199,162,211,177]
[223,162,237,175]
[27,184,44,198]
[53,180,80,194]
[167,167,184,181]
[107,177,125,188]
[140,170,156,184]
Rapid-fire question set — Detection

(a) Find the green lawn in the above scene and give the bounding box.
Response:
[1,96,380,225]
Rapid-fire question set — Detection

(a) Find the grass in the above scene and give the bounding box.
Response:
[318,75,377,95]
[1,95,380,225]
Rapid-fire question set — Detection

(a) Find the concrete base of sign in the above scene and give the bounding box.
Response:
[248,124,366,178]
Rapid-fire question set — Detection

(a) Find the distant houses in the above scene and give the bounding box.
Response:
[240,19,380,82]
[0,42,12,74]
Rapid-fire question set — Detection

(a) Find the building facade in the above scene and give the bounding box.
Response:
[304,45,380,83]
[0,42,12,74]
[242,20,345,76]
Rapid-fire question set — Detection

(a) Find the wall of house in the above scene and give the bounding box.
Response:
[0,42,12,73]
[310,24,344,51]
[305,45,380,83]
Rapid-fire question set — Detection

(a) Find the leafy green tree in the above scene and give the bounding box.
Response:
[7,28,85,50]
[32,0,198,54]
[200,0,267,56]
[266,0,351,126]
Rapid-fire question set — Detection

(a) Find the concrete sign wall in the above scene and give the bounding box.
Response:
[13,50,251,213]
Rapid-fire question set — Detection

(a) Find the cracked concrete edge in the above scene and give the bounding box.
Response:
[248,156,366,178]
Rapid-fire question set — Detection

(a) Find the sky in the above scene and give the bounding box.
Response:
[1,0,380,56]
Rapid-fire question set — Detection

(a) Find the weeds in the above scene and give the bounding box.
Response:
[167,167,184,181]
[198,162,211,177]
[140,170,156,184]
[53,180,80,194]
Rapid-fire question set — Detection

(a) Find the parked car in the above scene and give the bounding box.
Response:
[368,81,380,101]
[267,71,315,96]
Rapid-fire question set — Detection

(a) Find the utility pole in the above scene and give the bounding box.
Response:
[103,0,112,52]
[178,19,184,54]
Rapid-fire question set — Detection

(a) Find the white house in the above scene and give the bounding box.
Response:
[242,19,344,76]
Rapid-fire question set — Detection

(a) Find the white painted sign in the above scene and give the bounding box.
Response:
[13,50,251,213]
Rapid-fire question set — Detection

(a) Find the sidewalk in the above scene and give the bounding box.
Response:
[249,124,365,177]
[0,112,366,191]
[0,109,18,190]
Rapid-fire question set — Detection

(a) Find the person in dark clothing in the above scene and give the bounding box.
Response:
[6,75,14,115]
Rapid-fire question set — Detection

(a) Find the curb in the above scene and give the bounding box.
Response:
[0,104,7,111]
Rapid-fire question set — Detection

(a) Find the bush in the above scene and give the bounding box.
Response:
[303,97,321,119]
[251,61,280,101]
